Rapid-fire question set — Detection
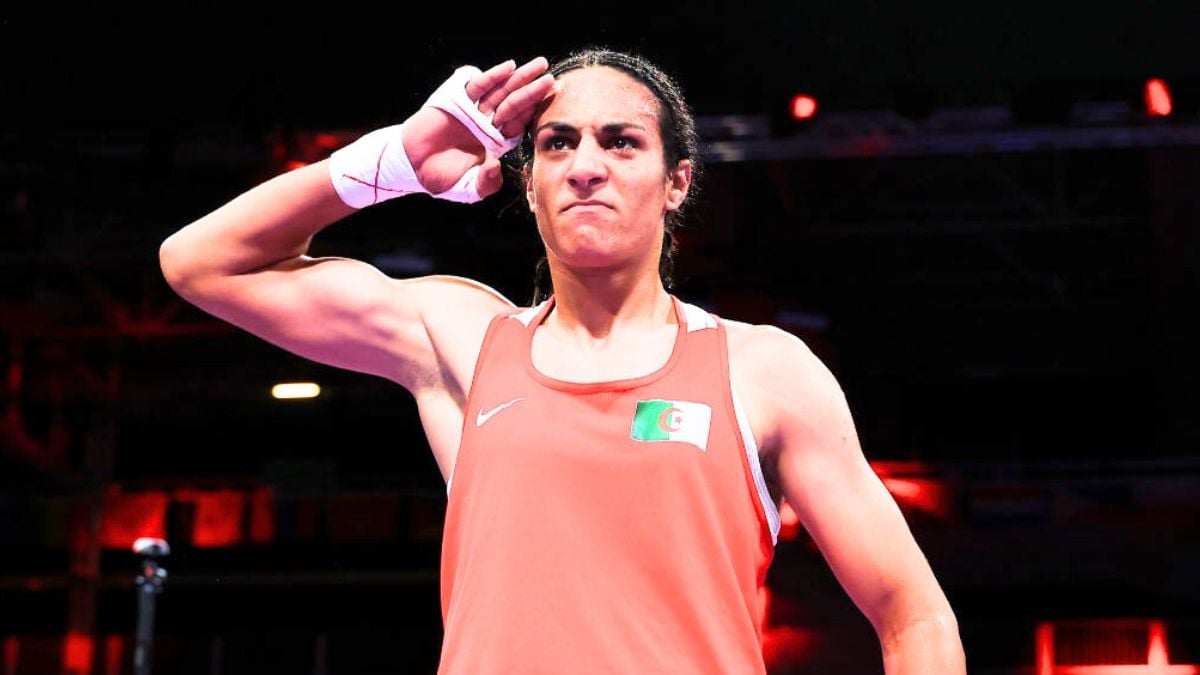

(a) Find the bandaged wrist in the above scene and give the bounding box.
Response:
[327,65,523,208]
[327,123,421,209]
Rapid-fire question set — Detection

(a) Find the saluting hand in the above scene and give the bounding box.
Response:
[402,57,555,198]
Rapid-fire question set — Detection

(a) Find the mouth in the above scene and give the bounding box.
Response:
[562,200,613,213]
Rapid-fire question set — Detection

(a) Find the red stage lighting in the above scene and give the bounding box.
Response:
[778,500,800,541]
[790,94,818,121]
[1145,78,1173,117]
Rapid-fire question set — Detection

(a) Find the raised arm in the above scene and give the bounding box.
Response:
[735,326,966,674]
[158,57,554,392]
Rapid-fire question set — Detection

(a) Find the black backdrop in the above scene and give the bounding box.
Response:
[3,4,1200,674]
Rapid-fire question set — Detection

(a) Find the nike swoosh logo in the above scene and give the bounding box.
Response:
[476,397,526,427]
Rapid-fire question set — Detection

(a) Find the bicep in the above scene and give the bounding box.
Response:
[177,256,506,390]
[759,338,949,633]
[778,432,937,627]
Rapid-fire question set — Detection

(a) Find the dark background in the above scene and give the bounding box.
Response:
[3,4,1200,674]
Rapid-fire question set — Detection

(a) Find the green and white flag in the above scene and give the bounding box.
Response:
[630,399,712,452]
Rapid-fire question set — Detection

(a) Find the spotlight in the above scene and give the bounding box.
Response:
[790,94,818,121]
[271,382,321,399]
[1145,78,1173,117]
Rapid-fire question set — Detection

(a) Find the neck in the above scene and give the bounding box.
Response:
[544,256,674,338]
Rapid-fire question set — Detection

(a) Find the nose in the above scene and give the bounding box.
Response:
[566,137,607,190]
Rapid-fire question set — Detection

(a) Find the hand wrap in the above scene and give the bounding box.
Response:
[328,65,523,207]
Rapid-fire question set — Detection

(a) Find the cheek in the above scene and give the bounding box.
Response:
[531,183,555,216]
[527,163,557,209]
[631,173,672,208]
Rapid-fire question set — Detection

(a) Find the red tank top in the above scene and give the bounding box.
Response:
[438,295,781,675]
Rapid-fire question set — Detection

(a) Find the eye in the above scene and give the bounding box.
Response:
[609,136,638,150]
[540,135,572,151]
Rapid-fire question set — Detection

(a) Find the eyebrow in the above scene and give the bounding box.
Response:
[533,121,649,135]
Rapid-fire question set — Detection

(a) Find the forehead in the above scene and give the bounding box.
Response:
[533,66,661,131]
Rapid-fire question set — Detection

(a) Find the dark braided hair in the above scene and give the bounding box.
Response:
[513,47,703,305]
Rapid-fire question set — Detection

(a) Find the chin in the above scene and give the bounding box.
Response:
[541,218,656,271]
[545,222,616,255]
[554,247,625,271]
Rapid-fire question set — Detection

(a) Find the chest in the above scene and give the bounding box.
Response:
[459,370,757,535]
[529,325,678,382]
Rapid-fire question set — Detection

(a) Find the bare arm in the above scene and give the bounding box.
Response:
[738,326,966,674]
[158,57,554,391]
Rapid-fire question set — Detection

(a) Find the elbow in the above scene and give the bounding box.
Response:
[879,608,965,672]
[869,585,961,649]
[158,232,199,298]
[884,605,961,645]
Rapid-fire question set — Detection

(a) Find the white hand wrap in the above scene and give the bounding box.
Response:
[328,65,524,207]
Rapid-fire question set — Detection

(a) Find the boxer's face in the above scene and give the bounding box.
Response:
[525,66,690,274]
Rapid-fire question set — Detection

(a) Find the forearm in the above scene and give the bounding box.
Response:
[880,612,965,675]
[159,159,355,290]
[159,58,550,298]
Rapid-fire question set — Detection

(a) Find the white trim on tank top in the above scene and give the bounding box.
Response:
[730,380,782,546]
[681,299,779,545]
[511,301,546,327]
[680,300,718,332]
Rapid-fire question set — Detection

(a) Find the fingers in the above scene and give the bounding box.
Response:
[465,57,554,139]
[475,157,505,199]
[464,60,516,101]
[493,72,555,138]
[476,56,549,114]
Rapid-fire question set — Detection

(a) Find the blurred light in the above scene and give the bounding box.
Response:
[284,160,309,172]
[373,248,435,275]
[1056,662,1200,667]
[880,477,954,518]
[4,637,18,675]
[778,499,800,541]
[101,489,168,549]
[313,132,341,150]
[790,94,818,120]
[177,489,245,548]
[1035,619,1199,674]
[871,461,956,519]
[1149,620,1168,666]
[1036,622,1054,675]
[249,486,276,544]
[105,635,125,675]
[63,632,93,674]
[272,382,321,399]
[1146,78,1173,116]
[762,625,817,670]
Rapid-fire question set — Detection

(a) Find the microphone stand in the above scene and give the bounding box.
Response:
[132,538,170,675]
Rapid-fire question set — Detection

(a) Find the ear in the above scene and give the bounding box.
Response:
[664,159,692,212]
[524,165,537,212]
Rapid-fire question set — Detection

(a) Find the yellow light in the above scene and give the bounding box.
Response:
[271,382,321,399]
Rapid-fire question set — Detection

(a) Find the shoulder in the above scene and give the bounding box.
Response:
[387,274,521,392]
[722,318,832,386]
[393,273,523,337]
[395,274,518,311]
[721,317,851,455]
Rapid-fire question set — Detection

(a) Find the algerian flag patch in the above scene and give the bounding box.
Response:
[630,400,712,452]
